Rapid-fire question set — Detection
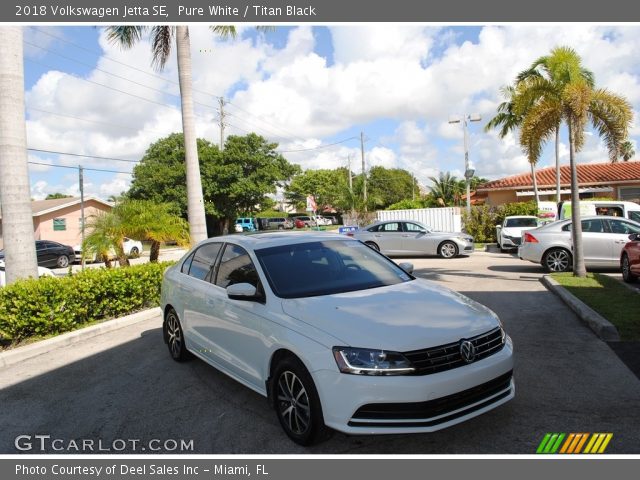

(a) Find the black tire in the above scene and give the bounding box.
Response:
[56,255,70,268]
[163,308,192,362]
[129,246,140,258]
[278,225,284,230]
[542,248,572,273]
[271,356,328,446]
[622,254,637,283]
[364,241,380,252]
[438,241,458,259]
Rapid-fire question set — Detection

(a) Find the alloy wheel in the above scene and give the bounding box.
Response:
[545,249,570,272]
[57,255,69,268]
[277,371,311,436]
[166,312,182,359]
[440,242,458,258]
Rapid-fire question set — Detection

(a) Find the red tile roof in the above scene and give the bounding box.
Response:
[478,161,640,191]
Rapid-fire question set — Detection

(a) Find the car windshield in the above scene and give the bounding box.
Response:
[505,218,538,228]
[255,240,413,298]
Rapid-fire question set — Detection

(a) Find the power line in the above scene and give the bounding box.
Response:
[226,101,310,144]
[226,112,295,142]
[28,161,132,175]
[276,136,358,153]
[28,148,139,163]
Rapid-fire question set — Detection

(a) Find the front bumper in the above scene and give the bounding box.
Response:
[312,336,514,435]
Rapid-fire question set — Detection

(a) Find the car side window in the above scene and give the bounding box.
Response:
[582,219,606,233]
[187,243,223,281]
[609,219,640,235]
[404,222,424,232]
[629,211,640,223]
[181,252,195,274]
[381,222,401,232]
[215,244,260,289]
[367,225,380,232]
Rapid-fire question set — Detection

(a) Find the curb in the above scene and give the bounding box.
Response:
[541,275,620,341]
[0,307,162,369]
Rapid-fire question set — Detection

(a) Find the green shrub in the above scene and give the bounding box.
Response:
[387,199,430,210]
[463,201,539,242]
[0,262,173,343]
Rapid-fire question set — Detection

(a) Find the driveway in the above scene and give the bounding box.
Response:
[0,252,638,453]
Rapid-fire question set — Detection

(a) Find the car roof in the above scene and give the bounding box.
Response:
[197,231,351,251]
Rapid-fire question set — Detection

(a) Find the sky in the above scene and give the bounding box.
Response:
[22,25,640,201]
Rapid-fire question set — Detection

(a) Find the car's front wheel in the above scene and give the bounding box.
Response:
[129,246,140,258]
[438,241,458,258]
[271,357,328,446]
[364,241,380,252]
[56,255,70,268]
[622,254,637,283]
[543,248,572,273]
[163,308,192,362]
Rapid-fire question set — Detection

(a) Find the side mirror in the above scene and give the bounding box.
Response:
[629,233,640,241]
[398,262,414,275]
[227,282,258,301]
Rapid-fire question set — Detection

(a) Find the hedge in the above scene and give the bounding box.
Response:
[462,201,539,243]
[0,261,174,343]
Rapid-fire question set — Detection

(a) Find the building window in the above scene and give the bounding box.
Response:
[53,218,66,231]
[619,187,640,204]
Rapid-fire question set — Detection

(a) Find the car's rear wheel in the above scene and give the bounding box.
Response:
[271,357,328,446]
[278,225,284,230]
[56,255,70,268]
[364,241,380,252]
[622,254,637,283]
[129,246,140,258]
[438,241,458,258]
[543,248,572,273]
[164,308,192,362]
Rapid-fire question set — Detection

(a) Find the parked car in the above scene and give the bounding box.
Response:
[294,218,306,229]
[291,215,316,227]
[264,217,294,230]
[0,260,56,287]
[235,218,257,232]
[74,237,143,262]
[518,215,640,272]
[496,216,539,251]
[161,232,514,445]
[353,220,474,258]
[0,240,75,269]
[621,232,640,283]
[559,200,640,223]
[314,215,333,226]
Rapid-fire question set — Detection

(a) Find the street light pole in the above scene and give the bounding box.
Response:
[449,113,481,218]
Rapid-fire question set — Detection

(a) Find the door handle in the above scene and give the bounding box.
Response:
[402,234,410,237]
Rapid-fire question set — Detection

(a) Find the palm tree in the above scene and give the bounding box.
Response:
[617,140,635,162]
[519,55,633,277]
[116,200,190,262]
[429,172,462,207]
[516,47,595,205]
[484,85,541,205]
[82,210,127,268]
[0,27,39,283]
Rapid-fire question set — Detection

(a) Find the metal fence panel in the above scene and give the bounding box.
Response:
[376,207,462,232]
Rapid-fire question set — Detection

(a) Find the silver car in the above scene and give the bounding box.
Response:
[352,220,474,258]
[518,215,640,272]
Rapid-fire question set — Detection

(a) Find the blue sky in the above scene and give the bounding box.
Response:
[23,25,640,200]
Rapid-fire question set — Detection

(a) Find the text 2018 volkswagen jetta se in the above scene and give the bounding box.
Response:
[161,232,514,445]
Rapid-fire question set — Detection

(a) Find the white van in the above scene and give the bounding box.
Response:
[559,200,640,223]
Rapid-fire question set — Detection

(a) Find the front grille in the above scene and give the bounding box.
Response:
[349,370,512,427]
[403,327,505,375]
[505,235,521,245]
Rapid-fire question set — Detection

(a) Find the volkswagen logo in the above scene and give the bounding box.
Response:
[460,340,476,363]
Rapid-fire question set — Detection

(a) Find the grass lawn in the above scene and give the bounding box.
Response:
[551,272,640,341]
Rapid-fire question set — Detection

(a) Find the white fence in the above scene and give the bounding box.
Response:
[376,207,462,232]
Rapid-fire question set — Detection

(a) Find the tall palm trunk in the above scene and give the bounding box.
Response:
[150,240,161,263]
[0,27,38,283]
[555,125,561,205]
[530,162,540,206]
[176,26,207,245]
[568,119,586,277]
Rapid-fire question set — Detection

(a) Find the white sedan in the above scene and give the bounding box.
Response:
[74,237,143,262]
[0,260,56,287]
[161,232,514,445]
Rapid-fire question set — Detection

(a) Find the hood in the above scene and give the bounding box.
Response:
[281,279,500,352]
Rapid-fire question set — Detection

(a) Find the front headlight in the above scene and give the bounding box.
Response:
[332,347,415,375]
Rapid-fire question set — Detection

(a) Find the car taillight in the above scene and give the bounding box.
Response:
[346,232,354,237]
[523,232,538,243]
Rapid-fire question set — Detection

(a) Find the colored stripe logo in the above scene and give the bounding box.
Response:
[537,433,613,454]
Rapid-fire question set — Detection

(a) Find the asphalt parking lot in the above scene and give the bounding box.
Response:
[1,251,639,454]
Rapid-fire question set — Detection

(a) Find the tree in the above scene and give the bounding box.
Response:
[0,27,39,283]
[516,47,595,204]
[107,27,236,246]
[617,140,635,162]
[367,167,418,209]
[116,200,190,262]
[429,172,462,207]
[285,169,348,212]
[83,210,128,267]
[518,48,633,277]
[484,85,541,205]
[45,193,73,200]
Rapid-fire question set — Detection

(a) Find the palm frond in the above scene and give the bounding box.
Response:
[588,88,633,160]
[520,98,562,164]
[106,26,147,49]
[150,26,174,70]
[211,26,237,39]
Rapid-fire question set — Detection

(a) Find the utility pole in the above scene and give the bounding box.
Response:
[360,131,367,211]
[79,165,85,271]
[218,97,226,150]
[448,113,481,218]
[347,154,354,214]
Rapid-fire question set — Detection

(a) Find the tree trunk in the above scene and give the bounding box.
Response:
[0,27,39,284]
[568,119,587,277]
[176,26,207,245]
[115,241,129,267]
[530,162,540,206]
[150,240,160,263]
[555,124,561,205]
